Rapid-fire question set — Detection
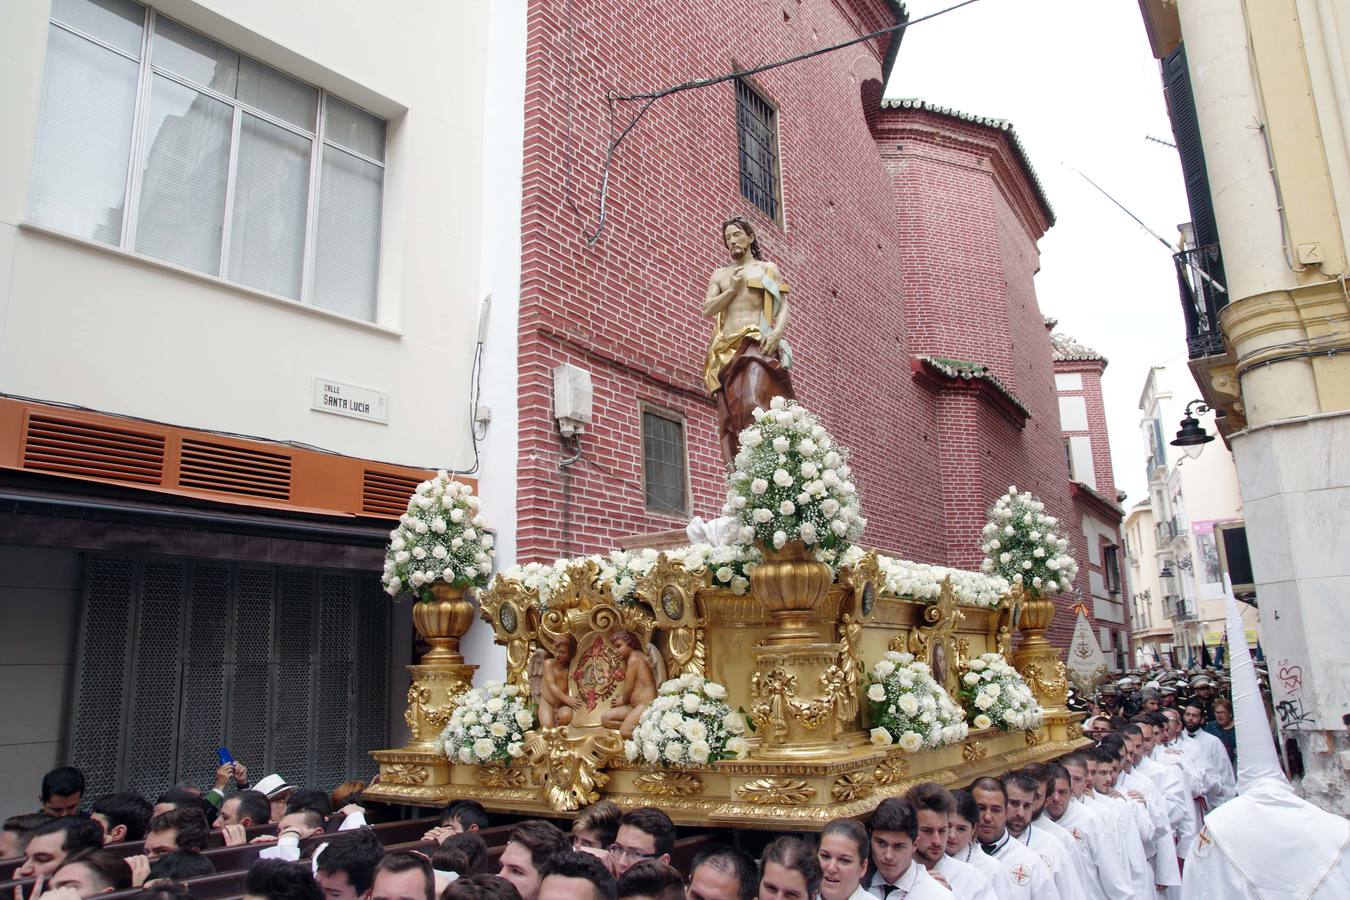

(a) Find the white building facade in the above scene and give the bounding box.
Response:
[0,0,524,814]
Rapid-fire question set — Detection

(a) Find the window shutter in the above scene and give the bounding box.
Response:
[1164,44,1224,252]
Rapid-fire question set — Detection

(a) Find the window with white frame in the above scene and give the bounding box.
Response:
[29,0,386,321]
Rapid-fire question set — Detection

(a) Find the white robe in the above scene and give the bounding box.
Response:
[1055,797,1135,900]
[1137,753,1197,862]
[1181,727,1236,808]
[1180,780,1350,900]
[934,854,998,900]
[1085,790,1153,897]
[983,831,1061,900]
[950,844,1011,900]
[1017,823,1085,900]
[1035,815,1097,899]
[1119,768,1181,887]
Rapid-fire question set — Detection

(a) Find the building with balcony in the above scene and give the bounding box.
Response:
[1139,0,1350,805]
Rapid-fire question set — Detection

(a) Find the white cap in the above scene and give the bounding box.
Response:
[252,773,295,798]
[1224,576,1287,793]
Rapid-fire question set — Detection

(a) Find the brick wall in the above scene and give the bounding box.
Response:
[516,0,1123,652]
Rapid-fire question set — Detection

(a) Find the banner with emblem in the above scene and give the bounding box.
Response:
[1066,606,1110,696]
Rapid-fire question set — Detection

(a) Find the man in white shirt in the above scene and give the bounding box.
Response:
[946,790,1011,900]
[1180,702,1235,808]
[866,797,953,899]
[1001,771,1085,900]
[1115,729,1182,892]
[968,777,1060,900]
[1083,746,1155,897]
[1047,758,1134,900]
[905,783,998,900]
[1020,764,1098,897]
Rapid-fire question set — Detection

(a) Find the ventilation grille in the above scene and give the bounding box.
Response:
[362,469,420,517]
[179,438,291,500]
[22,414,166,484]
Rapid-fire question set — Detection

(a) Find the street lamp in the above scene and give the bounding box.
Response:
[1170,400,1215,459]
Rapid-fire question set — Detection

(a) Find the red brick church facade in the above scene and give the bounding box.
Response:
[512,0,1130,655]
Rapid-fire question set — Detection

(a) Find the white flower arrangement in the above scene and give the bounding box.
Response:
[864,651,968,752]
[435,681,534,765]
[957,652,1043,732]
[725,398,865,566]
[493,543,762,611]
[840,547,1009,609]
[383,471,494,599]
[622,674,751,767]
[979,486,1077,595]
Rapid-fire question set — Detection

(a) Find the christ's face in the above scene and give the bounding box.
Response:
[723,224,751,258]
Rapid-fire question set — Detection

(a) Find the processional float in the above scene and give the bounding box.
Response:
[364,216,1087,827]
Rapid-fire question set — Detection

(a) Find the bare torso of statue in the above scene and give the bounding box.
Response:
[703,217,795,465]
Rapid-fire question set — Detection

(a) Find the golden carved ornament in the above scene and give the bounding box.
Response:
[962,741,988,763]
[478,576,541,692]
[751,665,852,741]
[751,540,834,643]
[479,767,529,789]
[838,550,884,624]
[750,668,797,741]
[405,684,431,735]
[1066,722,1084,740]
[736,778,817,805]
[637,554,710,677]
[523,727,624,812]
[1024,728,1045,747]
[831,771,875,803]
[896,577,965,697]
[384,764,430,785]
[633,771,704,797]
[874,757,912,786]
[1020,660,1069,706]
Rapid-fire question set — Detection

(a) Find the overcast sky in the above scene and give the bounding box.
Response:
[889,0,1198,505]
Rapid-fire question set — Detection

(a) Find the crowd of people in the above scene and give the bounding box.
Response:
[4,601,1342,900]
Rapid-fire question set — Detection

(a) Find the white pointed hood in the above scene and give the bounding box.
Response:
[1223,576,1287,793]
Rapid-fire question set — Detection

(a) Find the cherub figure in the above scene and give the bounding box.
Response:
[537,635,583,728]
[601,630,657,738]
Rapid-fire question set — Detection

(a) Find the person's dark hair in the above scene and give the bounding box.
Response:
[1059,753,1089,772]
[441,874,523,900]
[131,887,194,900]
[539,850,616,900]
[618,808,674,859]
[950,789,979,827]
[92,792,153,842]
[1122,724,1143,739]
[3,813,52,855]
[870,798,918,839]
[905,782,956,816]
[572,800,621,848]
[154,787,199,808]
[1088,745,1119,765]
[506,820,569,872]
[1108,715,1130,731]
[1044,763,1071,787]
[721,217,764,260]
[60,849,132,891]
[1098,734,1126,757]
[1212,698,1233,716]
[1144,711,1168,728]
[1128,714,1154,727]
[374,852,435,900]
[146,849,215,882]
[41,767,85,802]
[968,776,1006,800]
[432,832,488,876]
[615,858,682,900]
[759,837,820,898]
[243,859,323,900]
[229,789,271,826]
[315,828,384,895]
[283,808,325,833]
[33,816,103,855]
[285,790,332,818]
[1002,771,1039,797]
[1183,702,1206,716]
[820,819,868,859]
[147,807,210,852]
[688,844,757,900]
[443,800,489,832]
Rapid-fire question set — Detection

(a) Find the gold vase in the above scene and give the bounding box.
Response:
[412,583,476,665]
[752,540,834,645]
[1010,583,1069,712]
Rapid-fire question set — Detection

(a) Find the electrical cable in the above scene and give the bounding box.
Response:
[582,0,984,245]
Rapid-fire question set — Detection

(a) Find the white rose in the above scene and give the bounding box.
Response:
[682,720,708,743]
[489,722,508,738]
[715,566,734,583]
[753,508,774,524]
[773,468,793,487]
[970,658,986,671]
[515,709,534,730]
[726,737,749,758]
[974,714,993,730]
[664,741,686,763]
[899,732,923,753]
[867,684,887,702]
[704,682,727,700]
[778,500,795,516]
[473,738,496,760]
[742,429,763,448]
[682,693,701,713]
[898,694,920,716]
[751,478,769,495]
[688,740,711,764]
[485,697,504,713]
[799,522,817,544]
[642,741,660,762]
[450,509,465,523]
[964,672,981,685]
[722,711,745,733]
[874,660,896,678]
[870,727,894,747]
[773,530,788,549]
[772,436,791,453]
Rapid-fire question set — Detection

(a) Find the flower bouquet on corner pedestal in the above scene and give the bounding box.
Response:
[958,652,1043,732]
[979,485,1077,597]
[865,651,968,752]
[436,681,534,765]
[623,674,750,768]
[383,471,494,599]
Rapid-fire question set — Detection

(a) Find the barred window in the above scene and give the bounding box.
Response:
[735,78,780,221]
[641,407,688,516]
[29,0,385,321]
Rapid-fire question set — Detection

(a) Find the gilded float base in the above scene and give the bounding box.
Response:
[365,717,1087,828]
